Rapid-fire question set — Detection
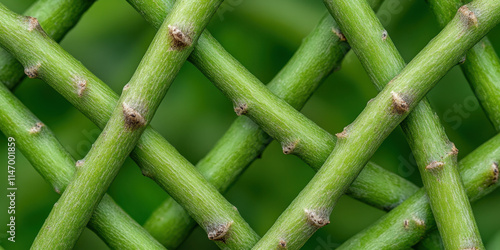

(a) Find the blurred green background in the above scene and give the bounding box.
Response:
[1,0,500,249]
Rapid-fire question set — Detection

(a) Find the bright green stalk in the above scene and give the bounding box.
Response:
[135,0,418,246]
[253,0,500,248]
[338,133,500,249]
[0,83,164,249]
[0,2,261,249]
[414,0,500,247]
[429,0,500,131]
[324,0,482,248]
[0,0,94,90]
[21,0,251,248]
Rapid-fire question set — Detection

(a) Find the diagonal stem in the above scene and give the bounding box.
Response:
[0,0,94,89]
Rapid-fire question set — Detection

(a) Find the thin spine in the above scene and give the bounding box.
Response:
[0,0,95,90]
[133,0,418,246]
[338,133,500,249]
[253,0,500,248]
[5,0,258,248]
[324,0,482,248]
[0,2,261,250]
[0,83,165,249]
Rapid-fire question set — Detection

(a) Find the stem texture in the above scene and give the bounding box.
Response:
[253,0,500,248]
[0,83,164,249]
[0,2,260,249]
[324,0,482,248]
[0,0,94,89]
[338,133,500,249]
[131,0,418,246]
[429,0,500,130]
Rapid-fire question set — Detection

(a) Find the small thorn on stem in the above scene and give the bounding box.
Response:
[391,91,409,114]
[449,143,459,155]
[24,63,41,79]
[278,239,287,248]
[29,122,44,134]
[74,76,87,97]
[122,103,146,130]
[25,16,41,32]
[458,5,478,28]
[282,140,299,155]
[489,162,499,186]
[168,25,192,49]
[332,28,346,41]
[75,160,85,168]
[305,209,330,228]
[234,103,248,116]
[381,30,388,41]
[335,127,348,139]
[403,217,425,229]
[207,221,233,243]
[123,83,130,91]
[425,161,445,171]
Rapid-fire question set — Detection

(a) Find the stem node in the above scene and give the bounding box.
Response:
[122,102,146,130]
[332,27,346,41]
[234,103,248,116]
[29,122,44,134]
[24,62,41,79]
[207,221,233,243]
[391,91,409,114]
[305,209,330,228]
[458,5,478,28]
[425,161,445,171]
[282,140,299,155]
[168,25,192,49]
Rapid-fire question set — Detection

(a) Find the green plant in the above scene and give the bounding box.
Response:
[0,0,499,249]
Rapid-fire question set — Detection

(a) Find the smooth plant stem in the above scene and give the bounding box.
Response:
[0,83,165,249]
[337,133,500,249]
[253,0,500,248]
[135,0,418,246]
[0,2,260,249]
[8,0,240,248]
[429,0,500,131]
[0,0,94,90]
[324,0,482,248]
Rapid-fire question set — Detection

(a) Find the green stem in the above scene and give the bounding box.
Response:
[324,0,482,248]
[253,0,500,248]
[414,0,500,247]
[0,0,94,90]
[0,83,164,249]
[428,0,500,131]
[338,133,500,249]
[0,1,261,249]
[132,0,418,246]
